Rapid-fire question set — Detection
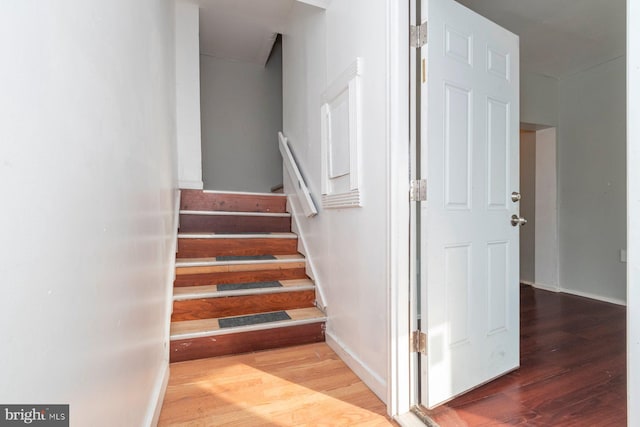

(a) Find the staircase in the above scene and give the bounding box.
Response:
[170,189,326,363]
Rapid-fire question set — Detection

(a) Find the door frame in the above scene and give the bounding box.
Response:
[519,125,560,293]
[385,0,412,418]
[627,1,640,425]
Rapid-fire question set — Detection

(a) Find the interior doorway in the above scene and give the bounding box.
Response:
[519,125,559,292]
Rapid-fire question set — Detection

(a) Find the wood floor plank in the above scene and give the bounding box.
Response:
[287,307,324,321]
[159,343,396,426]
[425,284,626,426]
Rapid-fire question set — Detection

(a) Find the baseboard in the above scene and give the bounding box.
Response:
[326,330,387,404]
[523,280,627,306]
[165,190,181,360]
[144,362,170,427]
[178,179,203,190]
[522,281,560,293]
[285,183,327,311]
[145,189,179,426]
[558,287,626,306]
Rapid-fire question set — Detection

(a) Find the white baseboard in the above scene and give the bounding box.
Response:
[165,190,180,359]
[522,281,560,293]
[144,362,170,427]
[145,189,179,426]
[522,280,626,306]
[284,176,327,311]
[178,179,203,190]
[325,330,387,404]
[558,287,627,306]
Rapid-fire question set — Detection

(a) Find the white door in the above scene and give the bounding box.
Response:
[419,0,521,408]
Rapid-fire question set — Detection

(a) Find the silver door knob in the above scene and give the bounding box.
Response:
[511,192,521,202]
[511,215,527,227]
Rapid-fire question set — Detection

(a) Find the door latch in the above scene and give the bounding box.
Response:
[511,215,527,227]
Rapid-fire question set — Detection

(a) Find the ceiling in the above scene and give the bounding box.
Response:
[196,0,294,65]
[194,0,626,77]
[454,0,626,79]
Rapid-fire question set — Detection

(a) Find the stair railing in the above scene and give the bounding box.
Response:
[278,132,318,217]
[278,131,326,311]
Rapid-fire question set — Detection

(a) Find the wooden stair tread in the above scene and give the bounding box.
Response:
[173,279,315,300]
[180,189,287,213]
[171,289,316,321]
[170,307,326,340]
[172,190,324,362]
[175,255,306,276]
[202,190,286,197]
[178,232,297,239]
[180,210,290,217]
[177,234,299,258]
[173,268,308,286]
[170,323,324,362]
[176,254,304,267]
[178,212,291,233]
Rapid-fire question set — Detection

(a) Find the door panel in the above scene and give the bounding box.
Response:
[420,0,520,408]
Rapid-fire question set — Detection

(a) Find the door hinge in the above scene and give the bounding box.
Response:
[410,179,427,201]
[410,22,428,48]
[410,330,427,354]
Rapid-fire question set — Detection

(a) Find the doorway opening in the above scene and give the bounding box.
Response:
[408,0,628,422]
[519,125,559,292]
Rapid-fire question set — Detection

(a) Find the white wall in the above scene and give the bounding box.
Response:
[535,127,559,290]
[0,1,177,425]
[175,0,203,189]
[520,131,536,284]
[628,0,639,422]
[283,1,391,402]
[200,41,283,192]
[521,71,559,127]
[558,56,627,304]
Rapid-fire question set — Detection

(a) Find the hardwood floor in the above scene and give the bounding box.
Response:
[158,342,396,426]
[425,284,626,426]
[160,285,625,426]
